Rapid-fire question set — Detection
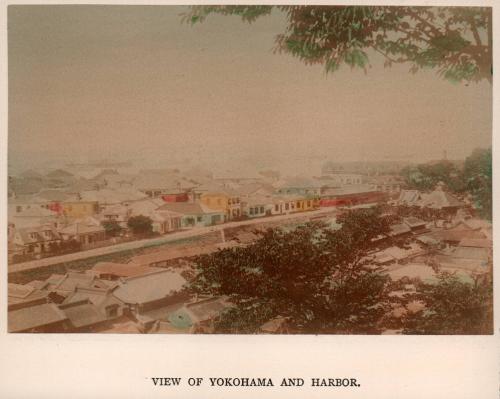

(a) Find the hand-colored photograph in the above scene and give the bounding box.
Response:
[7,5,492,334]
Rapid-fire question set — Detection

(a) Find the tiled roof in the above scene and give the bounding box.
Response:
[34,189,73,202]
[91,262,161,278]
[14,207,58,218]
[132,173,193,191]
[59,222,105,236]
[428,228,486,243]
[8,303,68,332]
[184,297,232,323]
[458,238,492,248]
[130,244,220,265]
[398,190,421,204]
[53,272,108,293]
[157,202,222,215]
[235,182,275,196]
[112,270,186,305]
[79,188,147,203]
[446,246,490,261]
[321,184,376,197]
[16,226,61,244]
[243,195,274,206]
[8,283,35,299]
[419,186,464,209]
[61,303,107,328]
[389,224,412,236]
[276,176,323,189]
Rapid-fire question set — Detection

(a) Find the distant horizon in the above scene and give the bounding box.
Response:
[8,151,478,180]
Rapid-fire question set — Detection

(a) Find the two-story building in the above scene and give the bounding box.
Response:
[200,188,242,221]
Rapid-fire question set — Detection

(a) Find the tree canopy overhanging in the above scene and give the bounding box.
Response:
[402,272,493,334]
[192,208,398,334]
[190,207,492,334]
[184,6,492,84]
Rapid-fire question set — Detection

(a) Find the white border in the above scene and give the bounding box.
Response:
[0,1,498,398]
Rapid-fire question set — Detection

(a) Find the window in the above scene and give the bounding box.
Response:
[197,216,202,222]
[275,204,279,212]
[249,208,254,215]
[16,206,21,213]
[285,203,289,211]
[307,200,311,207]
[260,206,264,214]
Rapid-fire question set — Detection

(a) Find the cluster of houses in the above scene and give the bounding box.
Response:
[8,208,490,335]
[8,265,213,333]
[371,181,493,274]
[8,238,290,334]
[8,166,402,262]
[7,166,492,334]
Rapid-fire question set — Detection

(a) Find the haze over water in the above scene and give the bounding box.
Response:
[8,6,492,176]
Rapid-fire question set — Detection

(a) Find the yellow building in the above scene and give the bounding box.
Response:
[61,201,99,218]
[293,197,316,211]
[200,192,241,221]
[271,195,318,215]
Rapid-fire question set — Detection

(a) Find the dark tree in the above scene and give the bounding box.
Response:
[402,272,493,334]
[64,239,81,252]
[464,147,492,220]
[48,241,61,254]
[192,207,395,334]
[185,6,492,84]
[400,160,465,192]
[102,220,122,237]
[127,215,154,236]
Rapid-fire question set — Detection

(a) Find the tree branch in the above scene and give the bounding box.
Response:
[371,45,410,64]
[469,17,482,46]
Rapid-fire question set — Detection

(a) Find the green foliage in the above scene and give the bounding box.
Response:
[400,160,466,192]
[214,303,277,334]
[390,204,446,223]
[184,6,273,24]
[184,6,492,84]
[464,148,492,220]
[402,272,493,334]
[127,215,153,236]
[400,147,492,220]
[192,207,394,334]
[101,220,122,237]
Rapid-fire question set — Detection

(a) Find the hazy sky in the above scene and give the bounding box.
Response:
[8,6,492,175]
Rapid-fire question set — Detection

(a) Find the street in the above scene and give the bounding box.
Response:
[9,207,338,274]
